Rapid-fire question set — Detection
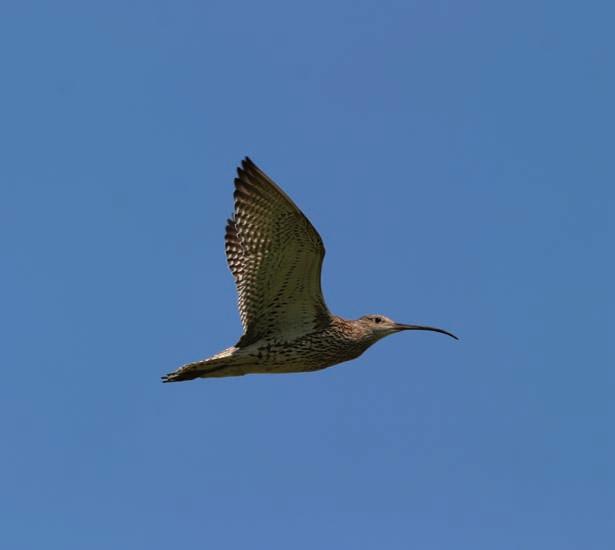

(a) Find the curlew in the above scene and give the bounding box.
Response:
[162,158,457,382]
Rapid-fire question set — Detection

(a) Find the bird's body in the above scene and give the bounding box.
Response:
[163,158,456,383]
[168,316,371,379]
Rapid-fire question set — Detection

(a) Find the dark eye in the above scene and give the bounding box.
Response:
[374,317,382,324]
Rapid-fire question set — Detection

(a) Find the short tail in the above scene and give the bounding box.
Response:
[162,349,244,383]
[161,362,207,383]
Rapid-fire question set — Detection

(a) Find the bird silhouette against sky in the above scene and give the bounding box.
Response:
[163,158,457,382]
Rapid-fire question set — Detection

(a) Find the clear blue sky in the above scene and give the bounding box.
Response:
[1,1,612,548]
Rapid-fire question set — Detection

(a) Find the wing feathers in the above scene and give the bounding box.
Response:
[224,158,330,346]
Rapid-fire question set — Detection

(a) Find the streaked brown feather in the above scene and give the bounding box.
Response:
[161,157,457,383]
[225,157,331,346]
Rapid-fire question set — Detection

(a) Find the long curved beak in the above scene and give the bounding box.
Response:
[394,323,458,340]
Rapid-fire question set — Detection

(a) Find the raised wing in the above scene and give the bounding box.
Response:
[225,158,331,346]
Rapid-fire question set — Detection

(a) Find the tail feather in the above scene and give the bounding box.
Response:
[162,348,244,382]
[161,361,212,382]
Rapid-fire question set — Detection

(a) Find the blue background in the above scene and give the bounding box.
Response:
[2,1,612,548]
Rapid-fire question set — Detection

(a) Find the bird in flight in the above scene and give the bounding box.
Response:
[163,158,457,382]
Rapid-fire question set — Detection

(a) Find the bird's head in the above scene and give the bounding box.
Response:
[357,314,458,342]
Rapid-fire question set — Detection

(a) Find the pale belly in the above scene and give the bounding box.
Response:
[209,334,367,377]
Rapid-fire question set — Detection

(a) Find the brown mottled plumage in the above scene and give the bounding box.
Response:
[162,158,457,382]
